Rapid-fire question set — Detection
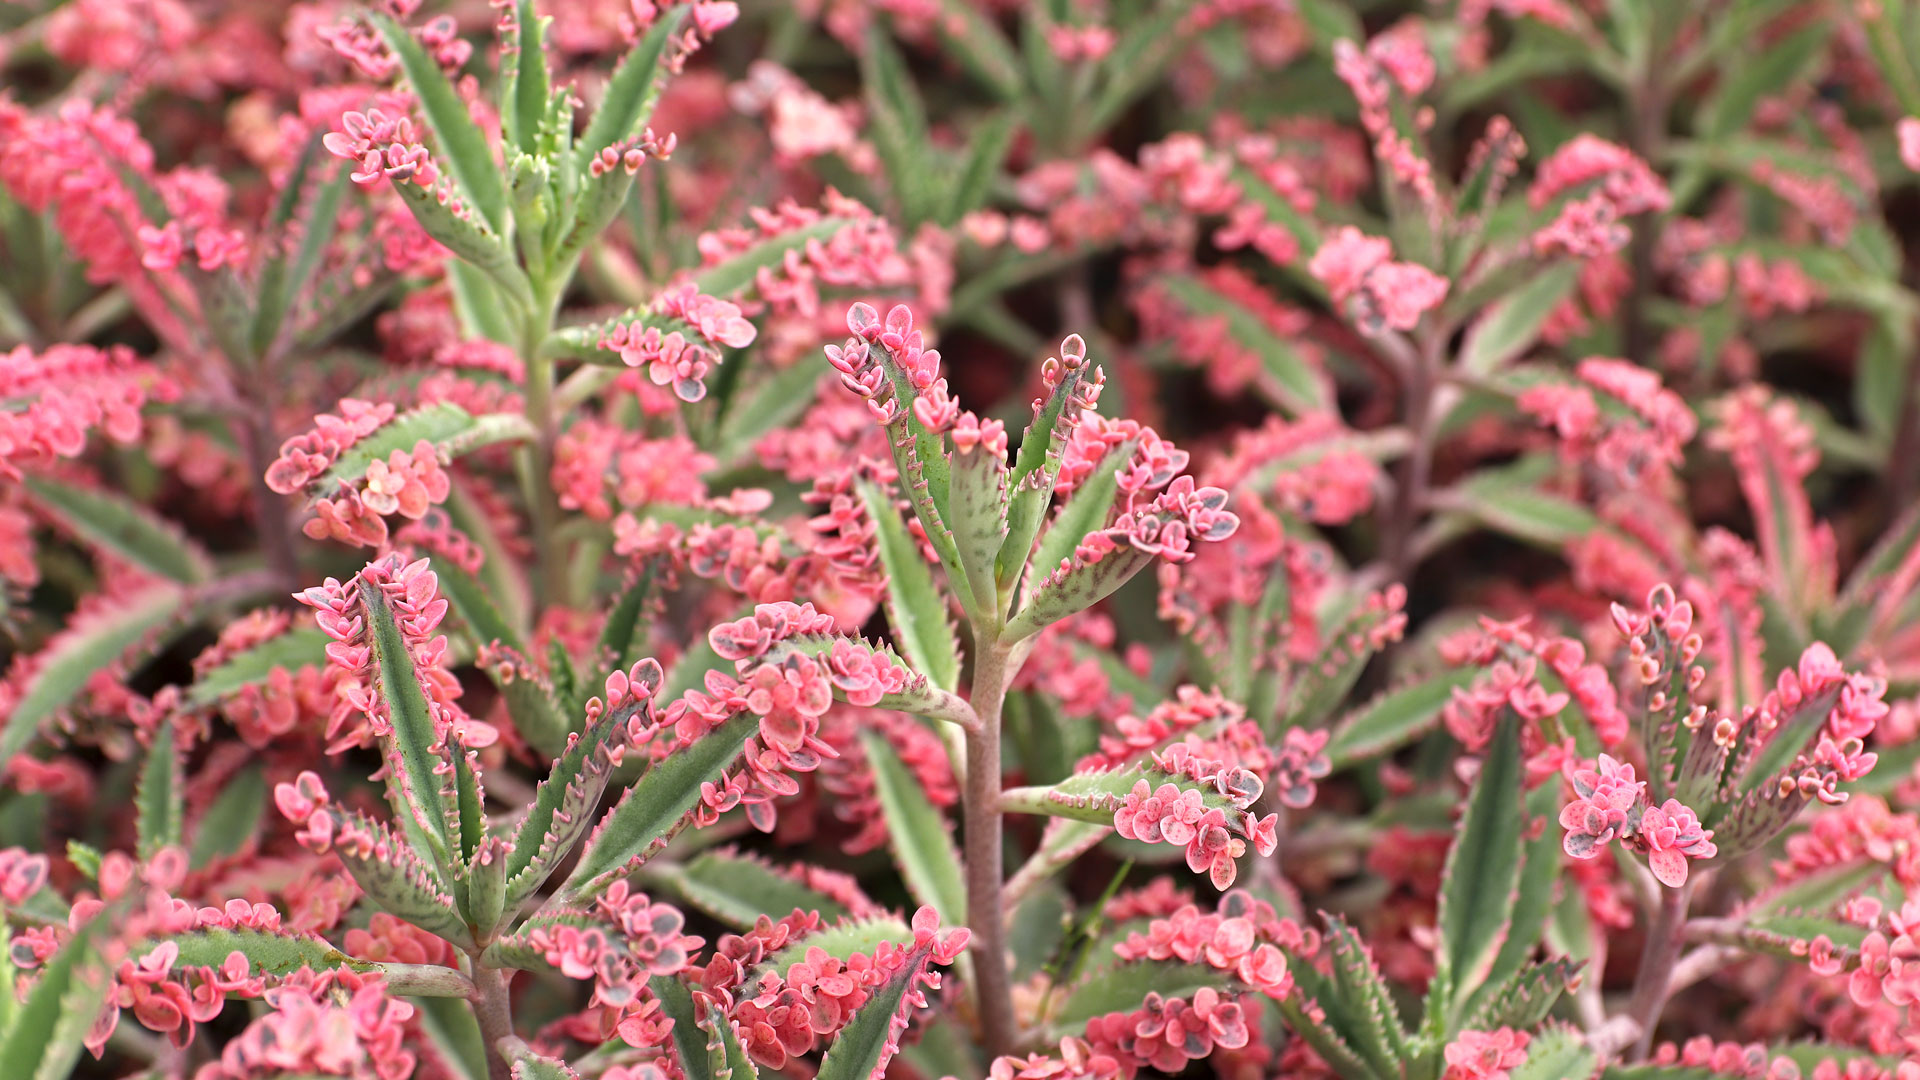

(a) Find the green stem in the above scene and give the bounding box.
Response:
[519,301,568,612]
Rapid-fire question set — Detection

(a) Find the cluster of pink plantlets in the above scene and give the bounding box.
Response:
[9,1,1920,1079]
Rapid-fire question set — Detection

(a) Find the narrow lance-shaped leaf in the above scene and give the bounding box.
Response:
[1456,779,1566,1029]
[701,988,761,1080]
[360,577,459,865]
[563,710,759,898]
[1325,669,1479,769]
[432,551,570,758]
[652,975,713,1080]
[23,474,209,584]
[1321,915,1410,1076]
[388,178,535,310]
[368,11,510,231]
[502,0,552,154]
[814,941,940,1080]
[187,627,330,706]
[1429,713,1524,1024]
[0,913,105,1080]
[2,582,185,761]
[944,430,1013,614]
[859,480,962,691]
[942,110,1017,225]
[135,723,183,861]
[862,733,966,924]
[317,404,535,500]
[653,849,854,930]
[1050,961,1227,1030]
[1025,439,1135,600]
[190,766,267,868]
[998,348,1091,593]
[575,6,689,169]
[503,698,635,916]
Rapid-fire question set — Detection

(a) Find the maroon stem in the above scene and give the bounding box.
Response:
[1624,880,1693,1060]
[964,640,1018,1058]
[471,965,517,1080]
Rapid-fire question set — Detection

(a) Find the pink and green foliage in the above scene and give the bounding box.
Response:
[7,1,1920,1079]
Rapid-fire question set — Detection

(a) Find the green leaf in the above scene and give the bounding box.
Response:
[653,975,713,1080]
[927,0,1024,99]
[501,1042,582,1079]
[1002,541,1155,643]
[162,925,374,979]
[388,177,534,309]
[576,6,688,167]
[1026,439,1134,606]
[859,480,961,691]
[1698,21,1830,139]
[1154,273,1332,414]
[503,0,552,155]
[700,986,761,1080]
[564,710,758,897]
[814,943,939,1080]
[1455,261,1581,377]
[1322,915,1409,1075]
[360,575,458,865]
[316,404,534,499]
[2,582,184,761]
[1326,669,1478,768]
[1458,780,1566,1029]
[434,553,570,757]
[190,766,267,868]
[413,995,490,1080]
[1281,595,1409,732]
[1508,1024,1594,1080]
[1051,961,1224,1029]
[862,733,965,924]
[1461,957,1581,1033]
[504,702,630,916]
[186,627,329,706]
[1448,484,1601,549]
[943,111,1017,225]
[764,917,915,974]
[654,850,853,930]
[1001,765,1251,828]
[369,11,509,231]
[1431,714,1524,1022]
[0,914,104,1080]
[23,475,209,584]
[253,136,347,358]
[944,444,1011,617]
[135,723,182,861]
[316,805,475,949]
[693,216,857,297]
[998,352,1090,592]
[862,25,939,225]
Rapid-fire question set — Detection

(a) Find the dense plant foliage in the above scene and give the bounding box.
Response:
[4,1,1920,1078]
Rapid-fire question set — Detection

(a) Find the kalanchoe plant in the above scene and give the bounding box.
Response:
[10,1,1920,1080]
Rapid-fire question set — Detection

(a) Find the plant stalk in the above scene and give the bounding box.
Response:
[519,304,568,612]
[471,964,517,1080]
[1385,329,1442,587]
[964,639,1019,1058]
[1624,879,1693,1060]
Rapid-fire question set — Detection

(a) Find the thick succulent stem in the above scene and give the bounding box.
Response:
[472,964,517,1080]
[964,639,1018,1058]
[519,300,567,612]
[1624,879,1694,1060]
[1385,328,1444,588]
